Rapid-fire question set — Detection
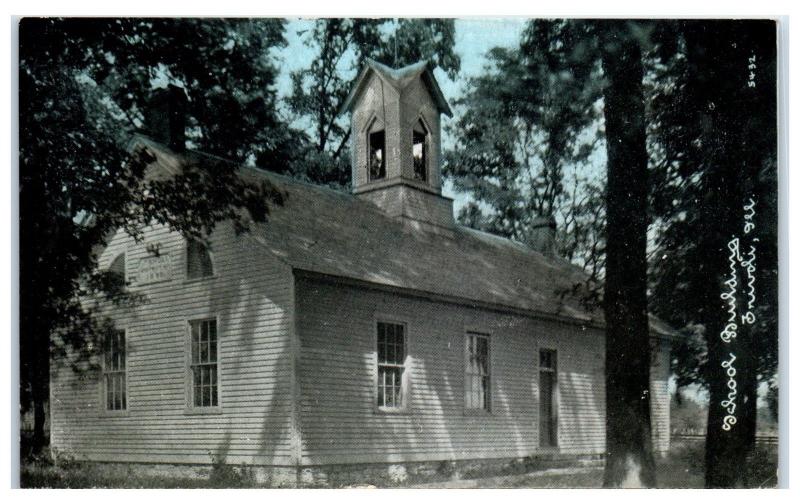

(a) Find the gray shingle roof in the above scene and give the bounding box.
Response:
[339,58,453,117]
[137,135,676,338]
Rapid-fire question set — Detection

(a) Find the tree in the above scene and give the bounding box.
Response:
[19,18,290,453]
[445,20,658,486]
[286,18,460,187]
[444,20,604,275]
[596,20,657,487]
[647,20,778,487]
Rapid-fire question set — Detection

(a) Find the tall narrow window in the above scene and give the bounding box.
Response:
[412,120,427,182]
[187,239,213,279]
[539,349,558,447]
[465,332,490,411]
[103,329,127,411]
[190,319,219,408]
[369,130,386,180]
[376,321,406,409]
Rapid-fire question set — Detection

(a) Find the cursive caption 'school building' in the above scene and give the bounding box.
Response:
[50,60,676,486]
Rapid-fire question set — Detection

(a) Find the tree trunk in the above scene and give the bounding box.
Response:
[598,22,657,488]
[683,20,773,488]
[701,152,757,488]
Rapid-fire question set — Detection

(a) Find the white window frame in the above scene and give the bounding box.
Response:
[464,330,492,414]
[374,317,410,413]
[100,327,128,414]
[185,317,222,414]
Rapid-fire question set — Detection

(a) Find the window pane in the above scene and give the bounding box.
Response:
[377,369,385,406]
[386,340,395,364]
[105,337,113,370]
[113,375,121,410]
[191,324,199,364]
[118,332,126,370]
[395,327,405,362]
[106,375,113,410]
[209,321,217,343]
[120,374,127,409]
[378,340,386,363]
[200,334,208,362]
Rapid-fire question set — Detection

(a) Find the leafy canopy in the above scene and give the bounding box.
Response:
[19,18,290,426]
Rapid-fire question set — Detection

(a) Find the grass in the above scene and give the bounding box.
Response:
[21,440,778,489]
[21,451,261,489]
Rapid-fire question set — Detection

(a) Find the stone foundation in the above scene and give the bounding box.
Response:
[72,454,604,488]
[298,454,604,488]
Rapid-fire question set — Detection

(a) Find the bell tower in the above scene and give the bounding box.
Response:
[340,59,455,231]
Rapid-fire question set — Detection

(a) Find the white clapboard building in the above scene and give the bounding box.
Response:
[50,60,676,486]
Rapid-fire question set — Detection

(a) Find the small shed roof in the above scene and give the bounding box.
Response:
[136,136,677,339]
[338,58,453,117]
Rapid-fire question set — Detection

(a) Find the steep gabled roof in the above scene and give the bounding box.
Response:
[339,58,453,117]
[134,135,677,339]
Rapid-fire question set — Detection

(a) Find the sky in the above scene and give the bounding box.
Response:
[273,18,528,206]
[275,18,527,102]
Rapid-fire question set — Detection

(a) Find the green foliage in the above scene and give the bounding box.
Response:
[19,18,290,449]
[444,20,605,277]
[647,20,779,402]
[670,392,708,433]
[285,18,460,187]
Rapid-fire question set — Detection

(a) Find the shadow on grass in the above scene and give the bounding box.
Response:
[657,439,778,489]
[21,439,779,489]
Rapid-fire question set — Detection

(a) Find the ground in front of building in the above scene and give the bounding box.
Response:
[20,439,777,489]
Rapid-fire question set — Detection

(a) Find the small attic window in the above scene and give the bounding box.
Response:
[369,130,386,181]
[187,239,214,279]
[412,120,428,182]
[109,253,126,281]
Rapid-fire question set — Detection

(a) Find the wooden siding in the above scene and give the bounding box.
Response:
[50,222,296,466]
[295,275,608,466]
[650,338,672,454]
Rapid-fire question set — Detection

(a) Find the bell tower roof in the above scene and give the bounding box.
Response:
[339,58,453,118]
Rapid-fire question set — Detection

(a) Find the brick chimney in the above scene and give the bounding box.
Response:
[145,84,187,152]
[525,215,557,256]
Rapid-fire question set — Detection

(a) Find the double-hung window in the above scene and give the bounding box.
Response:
[189,319,219,408]
[103,329,127,411]
[376,321,406,409]
[465,332,490,411]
